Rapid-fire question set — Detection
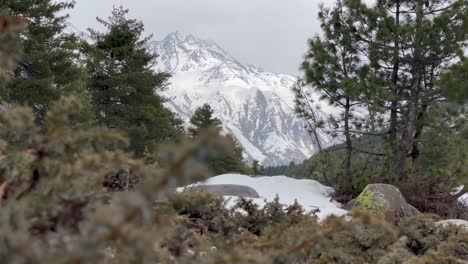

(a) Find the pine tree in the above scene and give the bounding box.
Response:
[300,0,368,192]
[439,58,468,104]
[0,0,86,121]
[298,0,468,191]
[188,104,222,137]
[85,7,182,156]
[350,0,468,181]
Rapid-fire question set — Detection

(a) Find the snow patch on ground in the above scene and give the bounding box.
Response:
[453,186,468,206]
[183,174,348,221]
[436,219,468,230]
[460,193,468,206]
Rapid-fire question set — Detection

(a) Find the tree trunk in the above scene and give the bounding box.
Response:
[344,97,353,191]
[389,0,401,145]
[388,0,401,178]
[411,104,428,176]
[397,82,420,182]
[396,0,424,182]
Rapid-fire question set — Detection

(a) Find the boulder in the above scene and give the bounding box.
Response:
[407,204,421,216]
[436,219,468,230]
[349,184,420,223]
[187,184,260,198]
[344,199,356,210]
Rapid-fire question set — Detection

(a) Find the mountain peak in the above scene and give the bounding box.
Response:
[149,32,331,166]
[185,33,198,43]
[152,32,243,75]
[163,31,184,43]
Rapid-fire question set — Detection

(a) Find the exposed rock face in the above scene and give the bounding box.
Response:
[188,184,260,198]
[349,184,420,223]
[436,219,468,230]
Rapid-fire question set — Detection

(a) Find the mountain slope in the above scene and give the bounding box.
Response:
[149,32,324,166]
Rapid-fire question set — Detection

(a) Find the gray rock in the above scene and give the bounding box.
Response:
[349,183,420,223]
[407,204,421,216]
[344,199,356,210]
[187,184,260,198]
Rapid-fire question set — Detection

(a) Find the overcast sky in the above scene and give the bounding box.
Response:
[68,0,327,76]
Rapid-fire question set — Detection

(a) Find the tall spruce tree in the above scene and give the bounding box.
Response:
[0,0,86,121]
[85,7,182,156]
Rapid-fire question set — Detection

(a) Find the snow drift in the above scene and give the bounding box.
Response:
[182,174,348,221]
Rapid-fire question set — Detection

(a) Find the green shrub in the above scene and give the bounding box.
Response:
[0,98,466,263]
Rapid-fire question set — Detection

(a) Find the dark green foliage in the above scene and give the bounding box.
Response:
[204,134,248,175]
[439,58,468,104]
[296,0,468,202]
[188,103,222,137]
[299,0,369,192]
[189,104,247,175]
[85,7,182,156]
[250,160,264,176]
[232,196,309,236]
[0,0,86,120]
[264,161,309,178]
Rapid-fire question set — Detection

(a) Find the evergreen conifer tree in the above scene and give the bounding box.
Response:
[253,160,265,176]
[349,0,468,181]
[85,7,182,156]
[207,134,247,175]
[300,0,368,192]
[188,103,222,137]
[0,0,86,121]
[298,0,468,192]
[189,104,246,174]
[439,58,468,104]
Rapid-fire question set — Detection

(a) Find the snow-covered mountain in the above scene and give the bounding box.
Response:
[149,32,322,166]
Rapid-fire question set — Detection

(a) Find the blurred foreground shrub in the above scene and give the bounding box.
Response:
[0,98,465,263]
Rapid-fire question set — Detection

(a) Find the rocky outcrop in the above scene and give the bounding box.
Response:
[187,184,260,198]
[348,184,420,223]
[344,199,356,210]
